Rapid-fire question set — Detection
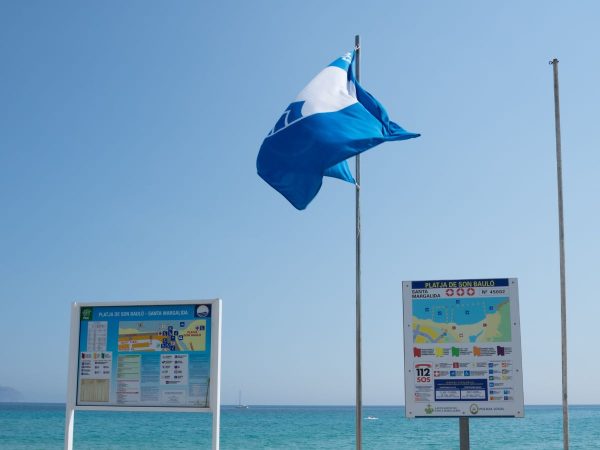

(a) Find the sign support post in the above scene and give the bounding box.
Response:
[459,417,470,450]
[65,302,79,450]
[211,300,222,450]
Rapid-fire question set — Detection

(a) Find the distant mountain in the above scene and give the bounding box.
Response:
[0,386,24,402]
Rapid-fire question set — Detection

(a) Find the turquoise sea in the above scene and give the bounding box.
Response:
[1,404,599,449]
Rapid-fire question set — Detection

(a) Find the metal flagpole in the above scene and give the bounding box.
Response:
[550,58,569,450]
[354,33,363,450]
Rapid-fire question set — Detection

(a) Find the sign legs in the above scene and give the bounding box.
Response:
[459,417,470,450]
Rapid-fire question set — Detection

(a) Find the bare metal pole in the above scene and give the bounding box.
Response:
[550,57,569,450]
[354,33,363,450]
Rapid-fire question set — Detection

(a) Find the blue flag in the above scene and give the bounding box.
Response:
[257,51,420,210]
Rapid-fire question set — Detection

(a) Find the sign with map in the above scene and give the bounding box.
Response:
[72,301,220,410]
[402,279,524,418]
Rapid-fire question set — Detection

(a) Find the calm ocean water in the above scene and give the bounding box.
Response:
[0,404,598,449]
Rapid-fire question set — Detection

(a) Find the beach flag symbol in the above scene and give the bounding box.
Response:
[473,346,481,357]
[435,347,444,357]
[413,347,422,358]
[451,347,460,357]
[496,346,505,356]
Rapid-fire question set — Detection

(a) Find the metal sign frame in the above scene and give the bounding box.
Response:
[64,299,222,450]
[403,278,524,418]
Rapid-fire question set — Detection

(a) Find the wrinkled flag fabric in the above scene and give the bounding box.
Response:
[257,51,420,210]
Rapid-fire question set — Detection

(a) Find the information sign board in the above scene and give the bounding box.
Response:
[402,279,523,418]
[65,300,221,450]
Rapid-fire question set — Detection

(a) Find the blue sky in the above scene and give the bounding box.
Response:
[1,1,599,405]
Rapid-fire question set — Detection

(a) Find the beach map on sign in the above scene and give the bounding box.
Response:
[118,320,206,352]
[412,297,511,343]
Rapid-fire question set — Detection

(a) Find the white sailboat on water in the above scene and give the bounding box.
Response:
[236,390,249,409]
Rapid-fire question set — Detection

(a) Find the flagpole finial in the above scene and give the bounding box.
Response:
[549,58,559,65]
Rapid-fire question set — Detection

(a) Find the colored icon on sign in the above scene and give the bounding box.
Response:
[435,347,444,357]
[473,346,481,357]
[497,346,505,356]
[451,347,460,357]
[413,347,422,358]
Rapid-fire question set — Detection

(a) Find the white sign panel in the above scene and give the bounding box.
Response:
[403,279,524,418]
[65,299,222,450]
[73,302,217,409]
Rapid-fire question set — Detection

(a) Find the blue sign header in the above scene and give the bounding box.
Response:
[411,279,509,289]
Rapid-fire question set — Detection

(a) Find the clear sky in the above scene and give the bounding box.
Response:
[1,1,598,405]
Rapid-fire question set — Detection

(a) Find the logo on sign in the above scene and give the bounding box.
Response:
[415,363,432,383]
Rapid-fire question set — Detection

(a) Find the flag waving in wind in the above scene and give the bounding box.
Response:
[257,51,420,210]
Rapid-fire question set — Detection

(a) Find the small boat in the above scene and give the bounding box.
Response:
[365,416,379,420]
[236,390,249,409]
